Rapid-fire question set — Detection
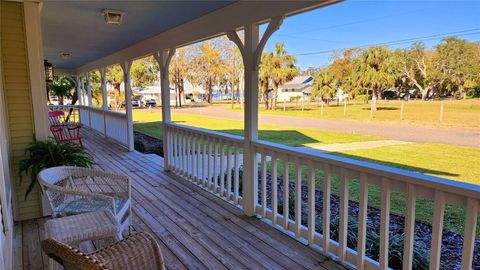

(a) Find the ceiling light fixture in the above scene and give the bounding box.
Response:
[60,52,71,59]
[102,9,124,25]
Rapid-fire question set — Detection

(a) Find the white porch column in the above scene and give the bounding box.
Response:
[154,49,175,171]
[100,68,108,136]
[228,17,283,216]
[86,72,93,106]
[23,2,49,140]
[100,68,108,110]
[121,61,134,151]
[75,75,82,106]
[85,72,92,127]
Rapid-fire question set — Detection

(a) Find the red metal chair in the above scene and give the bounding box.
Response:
[50,125,83,147]
[49,111,66,127]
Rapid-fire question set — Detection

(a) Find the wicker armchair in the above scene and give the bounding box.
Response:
[42,232,166,270]
[38,166,132,233]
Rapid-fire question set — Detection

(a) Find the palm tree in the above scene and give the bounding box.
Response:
[259,52,273,109]
[312,69,336,105]
[355,46,395,110]
[48,75,76,105]
[269,43,298,110]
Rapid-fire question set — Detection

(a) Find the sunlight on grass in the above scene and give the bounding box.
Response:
[133,111,379,146]
[235,99,480,130]
[337,143,480,184]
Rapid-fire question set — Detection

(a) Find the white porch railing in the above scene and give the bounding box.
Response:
[77,105,130,148]
[165,123,244,207]
[164,123,479,270]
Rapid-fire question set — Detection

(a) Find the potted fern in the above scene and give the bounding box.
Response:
[18,138,94,215]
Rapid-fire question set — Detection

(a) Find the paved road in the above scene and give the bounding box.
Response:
[171,106,480,148]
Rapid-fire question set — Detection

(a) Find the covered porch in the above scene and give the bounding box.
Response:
[0,1,479,270]
[16,128,340,270]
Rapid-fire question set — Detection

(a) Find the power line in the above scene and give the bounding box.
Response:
[293,28,480,56]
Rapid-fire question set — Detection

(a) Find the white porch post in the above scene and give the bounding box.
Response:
[85,72,92,127]
[86,73,93,106]
[100,68,108,110]
[100,67,108,136]
[75,75,82,106]
[23,2,49,140]
[154,49,175,171]
[228,17,283,216]
[121,61,134,151]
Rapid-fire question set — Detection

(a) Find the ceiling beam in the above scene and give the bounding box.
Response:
[75,0,341,74]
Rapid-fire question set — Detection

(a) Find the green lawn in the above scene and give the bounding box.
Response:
[133,111,379,147]
[133,110,480,234]
[231,99,480,130]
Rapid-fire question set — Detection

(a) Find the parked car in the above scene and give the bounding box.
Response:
[132,99,144,107]
[145,98,157,106]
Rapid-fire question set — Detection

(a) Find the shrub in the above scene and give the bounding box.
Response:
[18,138,94,198]
[134,139,146,153]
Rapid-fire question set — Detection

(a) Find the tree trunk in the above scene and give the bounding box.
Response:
[231,81,235,109]
[372,90,378,111]
[460,86,466,100]
[182,79,187,105]
[263,82,269,110]
[174,84,178,107]
[58,95,64,105]
[208,81,213,104]
[272,82,279,110]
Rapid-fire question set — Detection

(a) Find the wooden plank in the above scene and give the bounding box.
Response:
[82,128,330,270]
[22,220,42,270]
[91,137,286,269]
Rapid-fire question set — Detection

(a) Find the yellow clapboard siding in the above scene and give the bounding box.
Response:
[1,1,41,220]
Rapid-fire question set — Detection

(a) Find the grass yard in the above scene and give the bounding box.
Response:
[231,99,480,130]
[271,142,480,234]
[133,110,480,234]
[133,111,379,147]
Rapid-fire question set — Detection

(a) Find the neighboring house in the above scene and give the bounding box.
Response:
[277,76,313,102]
[136,86,177,104]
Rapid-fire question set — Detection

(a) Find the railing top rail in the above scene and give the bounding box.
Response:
[253,139,480,199]
[77,105,127,118]
[166,122,244,144]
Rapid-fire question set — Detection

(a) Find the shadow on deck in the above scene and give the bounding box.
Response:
[16,128,344,270]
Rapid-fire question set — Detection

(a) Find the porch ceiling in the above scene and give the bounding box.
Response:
[41,1,235,70]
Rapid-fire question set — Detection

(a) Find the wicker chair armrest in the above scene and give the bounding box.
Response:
[91,232,165,270]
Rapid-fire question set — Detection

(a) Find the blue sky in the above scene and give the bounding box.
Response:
[263,0,480,70]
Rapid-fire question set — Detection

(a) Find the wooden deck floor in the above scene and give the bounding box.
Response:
[16,128,344,270]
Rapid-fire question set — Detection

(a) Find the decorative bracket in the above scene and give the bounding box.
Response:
[226,16,283,69]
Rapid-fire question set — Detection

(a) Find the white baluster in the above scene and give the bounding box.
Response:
[219,142,225,196]
[202,136,207,187]
[186,133,191,178]
[226,143,232,200]
[403,184,416,270]
[322,164,331,255]
[307,161,316,246]
[461,198,478,270]
[357,173,368,270]
[207,139,213,190]
[339,168,349,263]
[234,146,240,205]
[295,158,302,237]
[271,153,278,224]
[213,140,219,193]
[261,151,267,216]
[379,178,391,269]
[430,190,445,270]
[283,155,289,229]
